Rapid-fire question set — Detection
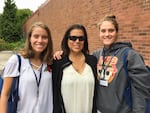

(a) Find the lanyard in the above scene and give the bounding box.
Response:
[102,48,120,79]
[29,60,43,97]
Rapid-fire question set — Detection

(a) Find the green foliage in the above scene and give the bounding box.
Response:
[16,9,32,22]
[13,38,25,51]
[15,9,32,41]
[0,38,12,50]
[0,38,25,51]
[0,0,32,43]
[0,0,18,42]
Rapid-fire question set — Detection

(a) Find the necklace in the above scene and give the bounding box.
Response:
[31,63,41,68]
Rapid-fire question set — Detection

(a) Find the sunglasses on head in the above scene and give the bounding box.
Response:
[68,36,86,41]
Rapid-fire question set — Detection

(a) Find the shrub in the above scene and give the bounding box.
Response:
[0,38,25,51]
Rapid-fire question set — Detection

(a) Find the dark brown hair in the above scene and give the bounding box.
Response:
[61,24,89,56]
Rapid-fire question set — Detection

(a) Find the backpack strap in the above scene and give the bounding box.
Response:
[14,54,21,89]
[16,54,21,72]
[122,48,132,108]
[9,54,21,101]
[15,54,21,89]
[123,48,131,77]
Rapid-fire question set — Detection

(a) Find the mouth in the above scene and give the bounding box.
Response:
[36,44,43,47]
[104,36,112,39]
[73,44,81,48]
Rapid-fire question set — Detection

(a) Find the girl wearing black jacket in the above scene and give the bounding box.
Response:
[52,24,97,113]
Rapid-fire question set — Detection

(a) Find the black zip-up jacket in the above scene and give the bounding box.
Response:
[52,54,98,113]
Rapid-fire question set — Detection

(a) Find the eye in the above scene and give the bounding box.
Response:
[32,34,39,38]
[108,29,115,33]
[42,35,48,39]
[100,29,106,33]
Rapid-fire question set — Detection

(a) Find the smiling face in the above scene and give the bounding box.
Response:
[30,26,48,55]
[99,21,118,48]
[68,29,85,54]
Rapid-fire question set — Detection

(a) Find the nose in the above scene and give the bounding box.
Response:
[37,36,43,42]
[75,38,80,42]
[105,31,109,36]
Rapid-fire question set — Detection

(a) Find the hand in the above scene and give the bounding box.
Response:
[53,50,63,60]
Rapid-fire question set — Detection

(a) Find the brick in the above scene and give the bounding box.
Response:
[24,0,150,65]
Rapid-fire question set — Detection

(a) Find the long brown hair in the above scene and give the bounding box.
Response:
[20,22,53,64]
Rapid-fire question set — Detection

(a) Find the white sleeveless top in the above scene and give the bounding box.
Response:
[61,64,95,113]
[3,55,53,113]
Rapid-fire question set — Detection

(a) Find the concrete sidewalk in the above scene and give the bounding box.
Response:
[0,51,15,72]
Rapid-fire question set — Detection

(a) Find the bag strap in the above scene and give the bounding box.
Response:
[10,54,21,96]
[16,54,21,72]
[16,54,21,88]
[123,48,132,108]
[123,48,130,77]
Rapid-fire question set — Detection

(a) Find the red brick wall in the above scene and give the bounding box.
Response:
[24,0,150,65]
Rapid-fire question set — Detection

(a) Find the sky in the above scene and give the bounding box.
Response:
[0,0,47,13]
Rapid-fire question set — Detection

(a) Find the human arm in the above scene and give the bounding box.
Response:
[0,55,20,113]
[127,50,150,113]
[0,77,13,113]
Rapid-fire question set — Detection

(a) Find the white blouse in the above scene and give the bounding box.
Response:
[61,64,95,113]
[3,55,53,113]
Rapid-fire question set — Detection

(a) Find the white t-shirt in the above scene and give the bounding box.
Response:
[61,64,95,113]
[3,55,53,113]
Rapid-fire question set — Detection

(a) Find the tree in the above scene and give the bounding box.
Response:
[0,0,33,42]
[0,0,18,42]
[16,9,32,40]
[0,14,2,38]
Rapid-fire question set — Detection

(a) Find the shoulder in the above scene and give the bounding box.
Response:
[53,55,69,64]
[6,54,29,69]
[122,47,142,59]
[52,56,71,69]
[3,54,21,77]
[86,54,97,60]
[85,54,97,65]
[92,48,103,59]
[120,47,146,67]
[7,54,19,64]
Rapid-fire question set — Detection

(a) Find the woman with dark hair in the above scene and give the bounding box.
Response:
[52,24,97,113]
[61,24,89,55]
